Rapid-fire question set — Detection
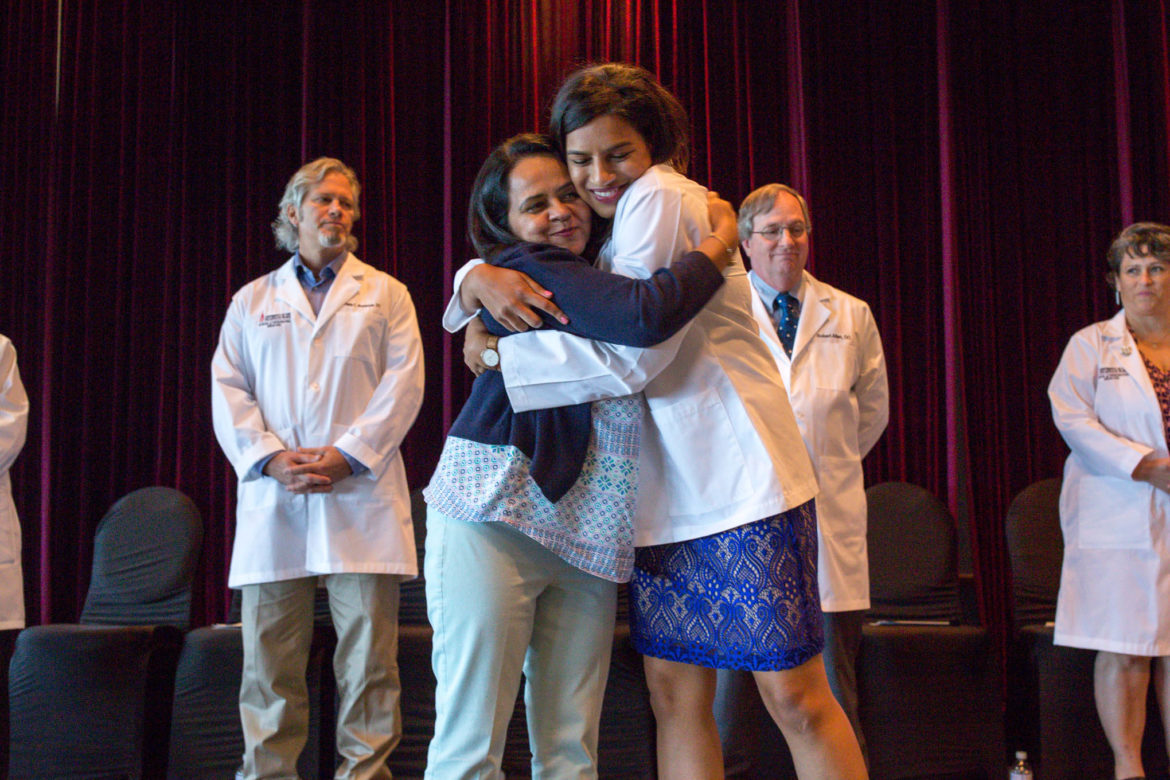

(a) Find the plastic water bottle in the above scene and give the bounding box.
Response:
[1009,750,1034,779]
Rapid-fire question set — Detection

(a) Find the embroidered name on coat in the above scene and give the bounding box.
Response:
[1098,367,1128,381]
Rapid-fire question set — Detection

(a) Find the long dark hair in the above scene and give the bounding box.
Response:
[549,62,692,174]
[467,133,561,260]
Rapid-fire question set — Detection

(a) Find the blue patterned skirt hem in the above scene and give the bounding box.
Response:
[630,501,823,671]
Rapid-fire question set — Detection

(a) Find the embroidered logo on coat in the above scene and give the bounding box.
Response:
[258,312,292,328]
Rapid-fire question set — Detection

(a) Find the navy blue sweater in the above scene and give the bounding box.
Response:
[448,242,724,502]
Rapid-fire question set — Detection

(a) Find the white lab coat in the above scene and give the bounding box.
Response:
[212,254,425,588]
[1049,309,1170,655]
[449,165,817,546]
[0,335,26,629]
[749,271,888,612]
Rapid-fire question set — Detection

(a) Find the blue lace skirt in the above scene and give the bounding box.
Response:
[630,501,823,671]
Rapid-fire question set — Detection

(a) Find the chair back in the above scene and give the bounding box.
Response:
[81,486,203,630]
[399,488,429,625]
[865,481,960,621]
[1003,477,1063,629]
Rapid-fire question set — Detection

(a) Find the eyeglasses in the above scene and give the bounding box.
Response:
[751,223,808,241]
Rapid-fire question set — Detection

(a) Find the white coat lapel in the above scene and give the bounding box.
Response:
[274,261,315,325]
[749,285,791,386]
[1106,309,1160,417]
[791,272,830,361]
[315,254,363,332]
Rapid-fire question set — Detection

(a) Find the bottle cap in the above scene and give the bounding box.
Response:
[1015,750,1027,759]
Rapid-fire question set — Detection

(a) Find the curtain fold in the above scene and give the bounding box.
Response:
[0,1,1166,640]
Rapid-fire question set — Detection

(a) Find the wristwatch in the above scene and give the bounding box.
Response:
[480,335,500,370]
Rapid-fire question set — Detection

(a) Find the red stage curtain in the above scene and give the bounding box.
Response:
[0,0,1167,642]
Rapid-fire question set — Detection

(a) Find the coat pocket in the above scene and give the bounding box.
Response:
[1075,475,1153,549]
[647,386,748,514]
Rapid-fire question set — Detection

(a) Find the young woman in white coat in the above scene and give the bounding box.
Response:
[456,64,866,780]
[1049,222,1170,780]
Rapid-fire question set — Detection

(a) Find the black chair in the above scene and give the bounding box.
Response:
[9,486,202,779]
[166,619,332,779]
[1005,477,1168,779]
[10,624,183,778]
[855,481,1003,779]
[1003,478,1063,631]
[595,604,657,779]
[80,486,203,630]
[389,488,436,779]
[0,628,17,780]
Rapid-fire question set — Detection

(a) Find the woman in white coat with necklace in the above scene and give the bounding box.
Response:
[1049,222,1170,780]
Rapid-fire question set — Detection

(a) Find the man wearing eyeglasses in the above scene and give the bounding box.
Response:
[739,183,889,762]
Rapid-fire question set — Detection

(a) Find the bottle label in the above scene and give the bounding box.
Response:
[1009,771,1032,779]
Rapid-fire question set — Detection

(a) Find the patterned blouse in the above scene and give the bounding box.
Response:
[424,395,643,583]
[1140,350,1170,445]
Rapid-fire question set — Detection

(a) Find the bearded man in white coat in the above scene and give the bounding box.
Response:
[212,157,424,780]
[740,183,889,761]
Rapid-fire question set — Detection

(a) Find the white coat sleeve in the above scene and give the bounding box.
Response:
[445,254,681,410]
[607,173,694,278]
[854,305,889,458]
[500,328,686,411]
[331,284,425,480]
[442,259,485,332]
[211,294,288,481]
[498,177,699,412]
[0,338,28,475]
[1049,331,1152,479]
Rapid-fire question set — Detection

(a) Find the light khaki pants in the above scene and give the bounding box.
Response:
[238,574,402,780]
[423,510,616,780]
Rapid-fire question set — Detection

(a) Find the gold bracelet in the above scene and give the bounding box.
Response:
[708,233,735,257]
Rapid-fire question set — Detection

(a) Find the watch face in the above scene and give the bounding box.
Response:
[481,348,500,367]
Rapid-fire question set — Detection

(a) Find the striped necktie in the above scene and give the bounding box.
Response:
[775,292,799,356]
